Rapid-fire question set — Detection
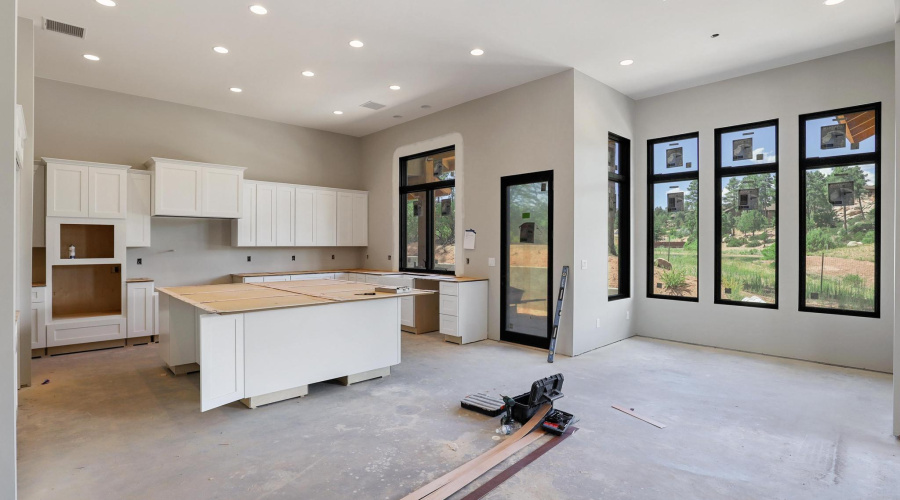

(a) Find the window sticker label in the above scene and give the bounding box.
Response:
[732,138,753,161]
[666,147,683,168]
[821,124,846,150]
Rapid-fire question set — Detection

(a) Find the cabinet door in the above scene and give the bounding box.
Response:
[126,173,152,247]
[314,190,337,246]
[46,163,89,217]
[199,314,245,412]
[127,282,154,337]
[255,183,277,247]
[89,167,127,219]
[276,185,295,246]
[295,188,316,246]
[153,163,202,216]
[337,192,354,246]
[30,303,45,349]
[400,296,415,327]
[202,167,243,218]
[233,182,256,247]
[352,193,368,246]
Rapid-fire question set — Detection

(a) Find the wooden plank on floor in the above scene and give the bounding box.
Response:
[611,405,666,429]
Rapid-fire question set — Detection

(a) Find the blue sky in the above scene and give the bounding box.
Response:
[653,137,698,175]
[805,115,876,158]
[720,124,777,168]
[810,164,876,186]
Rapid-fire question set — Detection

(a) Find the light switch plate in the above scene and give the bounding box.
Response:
[488,258,496,267]
[581,259,588,269]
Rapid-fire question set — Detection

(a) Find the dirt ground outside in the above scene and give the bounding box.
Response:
[805,255,876,287]
[652,268,698,298]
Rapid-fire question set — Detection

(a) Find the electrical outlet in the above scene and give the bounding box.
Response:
[113,266,120,274]
[292,255,295,261]
[596,318,601,328]
[247,256,251,262]
[388,255,392,261]
[331,254,335,260]
[466,258,470,264]
[137,258,142,265]
[488,258,496,267]
[581,259,588,269]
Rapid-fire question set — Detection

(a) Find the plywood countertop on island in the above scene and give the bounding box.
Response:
[157,280,434,315]
[230,269,488,282]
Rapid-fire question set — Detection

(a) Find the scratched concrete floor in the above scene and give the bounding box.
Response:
[16,334,900,500]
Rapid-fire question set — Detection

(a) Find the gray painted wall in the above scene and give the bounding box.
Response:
[634,43,895,373]
[360,71,577,355]
[33,78,366,286]
[1,1,17,496]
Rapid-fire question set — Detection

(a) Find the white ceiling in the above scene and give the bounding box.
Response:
[18,0,896,137]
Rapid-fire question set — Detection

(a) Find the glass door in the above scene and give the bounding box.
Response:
[501,171,553,349]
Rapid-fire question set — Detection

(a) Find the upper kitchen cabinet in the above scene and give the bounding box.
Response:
[44,158,129,219]
[126,171,152,248]
[145,158,246,218]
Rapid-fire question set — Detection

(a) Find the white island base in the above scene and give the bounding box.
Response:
[159,292,401,411]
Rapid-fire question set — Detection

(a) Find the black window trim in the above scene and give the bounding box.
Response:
[646,131,700,302]
[399,145,457,275]
[798,102,881,318]
[713,118,780,309]
[609,132,631,301]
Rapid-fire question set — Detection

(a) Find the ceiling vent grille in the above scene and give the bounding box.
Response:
[44,18,85,39]
[360,101,386,111]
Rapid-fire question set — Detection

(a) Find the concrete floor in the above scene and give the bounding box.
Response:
[16,334,900,500]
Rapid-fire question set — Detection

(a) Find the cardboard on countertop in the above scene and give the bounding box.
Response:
[185,288,299,303]
[204,294,333,314]
[231,269,488,282]
[163,283,261,295]
[260,282,376,294]
[126,278,154,283]
[310,289,434,302]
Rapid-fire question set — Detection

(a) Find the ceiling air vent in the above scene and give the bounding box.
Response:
[359,101,386,111]
[44,18,86,39]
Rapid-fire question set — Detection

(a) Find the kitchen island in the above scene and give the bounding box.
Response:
[157,279,431,411]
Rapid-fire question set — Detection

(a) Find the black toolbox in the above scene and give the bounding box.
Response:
[510,374,565,424]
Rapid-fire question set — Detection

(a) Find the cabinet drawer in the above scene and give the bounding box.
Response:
[440,295,458,317]
[439,282,458,296]
[31,288,45,303]
[439,314,458,335]
[263,275,289,282]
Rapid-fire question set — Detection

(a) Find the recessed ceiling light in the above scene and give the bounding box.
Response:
[823,0,844,5]
[83,54,100,61]
[389,85,401,90]
[230,87,243,93]
[249,5,267,15]
[470,48,485,56]
[213,46,229,54]
[619,59,634,66]
[302,71,315,77]
[333,110,344,115]
[349,40,364,48]
[96,0,116,6]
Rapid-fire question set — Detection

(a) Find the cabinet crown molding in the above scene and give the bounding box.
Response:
[42,157,132,170]
[145,157,248,172]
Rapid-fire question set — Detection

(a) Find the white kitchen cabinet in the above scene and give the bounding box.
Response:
[126,171,152,247]
[439,280,488,345]
[127,281,156,339]
[337,192,354,246]
[263,275,290,283]
[315,190,337,246]
[31,287,46,350]
[232,182,257,247]
[400,296,415,327]
[276,185,296,246]
[290,273,336,281]
[199,314,245,412]
[45,159,130,219]
[352,193,368,246]
[46,316,126,347]
[295,187,316,246]
[255,183,277,247]
[146,158,245,218]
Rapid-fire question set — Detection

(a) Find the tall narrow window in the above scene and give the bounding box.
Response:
[647,133,699,301]
[714,120,779,307]
[800,103,880,316]
[608,133,631,300]
[400,146,456,274]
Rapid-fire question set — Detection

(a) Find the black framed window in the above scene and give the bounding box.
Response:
[608,133,631,300]
[400,146,456,274]
[799,103,880,317]
[647,133,699,301]
[714,120,779,308]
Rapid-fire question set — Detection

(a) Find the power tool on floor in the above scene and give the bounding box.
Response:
[461,374,577,435]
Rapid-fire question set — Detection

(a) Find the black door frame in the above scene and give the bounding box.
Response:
[500,170,554,349]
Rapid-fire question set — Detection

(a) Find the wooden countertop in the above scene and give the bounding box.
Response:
[231,269,488,282]
[126,278,154,283]
[158,280,434,315]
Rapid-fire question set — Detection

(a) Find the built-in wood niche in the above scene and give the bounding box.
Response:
[51,264,122,320]
[58,224,115,260]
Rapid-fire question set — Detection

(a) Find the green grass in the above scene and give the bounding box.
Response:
[804,271,875,312]
[720,246,776,303]
[653,247,697,278]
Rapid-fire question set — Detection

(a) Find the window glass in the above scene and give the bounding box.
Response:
[404,192,427,270]
[608,181,621,295]
[804,111,876,159]
[719,125,777,168]
[651,180,699,298]
[719,173,777,304]
[652,136,699,175]
[433,187,456,272]
[803,164,876,312]
[608,139,620,174]
[404,149,456,186]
